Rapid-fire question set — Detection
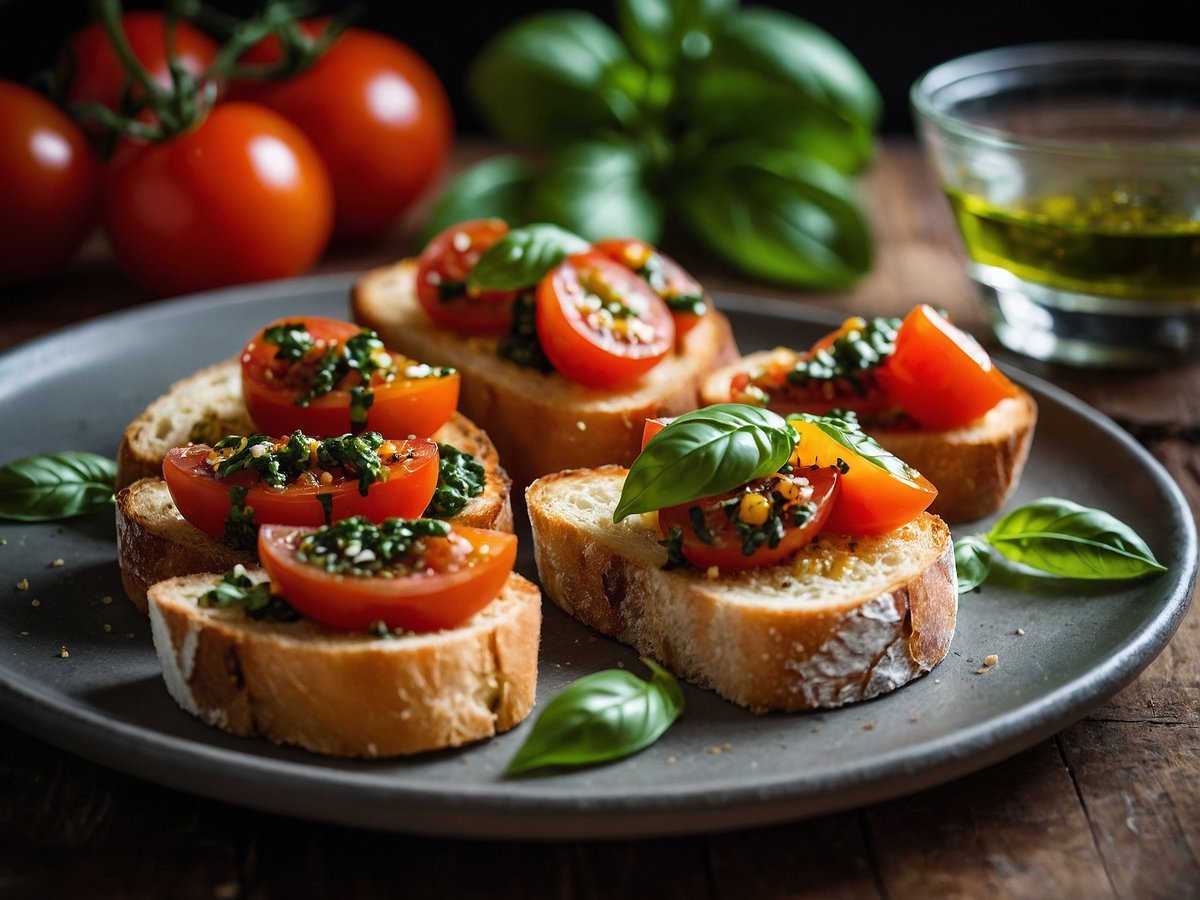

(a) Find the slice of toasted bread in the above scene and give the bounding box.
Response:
[702,349,1037,523]
[147,568,541,757]
[351,260,740,489]
[526,467,957,713]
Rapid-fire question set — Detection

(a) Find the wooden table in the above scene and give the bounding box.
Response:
[2,142,1197,898]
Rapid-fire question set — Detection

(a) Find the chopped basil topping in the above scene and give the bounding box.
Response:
[425,443,486,518]
[316,492,334,525]
[636,254,707,316]
[224,485,257,550]
[663,293,707,316]
[262,321,314,363]
[786,316,900,391]
[660,525,687,571]
[200,567,299,622]
[315,432,387,497]
[295,516,453,577]
[209,431,390,498]
[498,291,552,370]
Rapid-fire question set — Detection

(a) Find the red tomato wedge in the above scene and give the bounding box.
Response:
[415,219,517,335]
[258,521,516,632]
[592,237,708,339]
[162,439,439,538]
[641,416,674,449]
[536,251,674,388]
[874,305,1018,430]
[789,417,936,535]
[241,316,459,438]
[658,466,840,570]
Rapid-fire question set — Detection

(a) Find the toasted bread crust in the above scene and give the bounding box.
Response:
[702,349,1037,523]
[352,260,740,488]
[526,468,957,713]
[147,570,541,757]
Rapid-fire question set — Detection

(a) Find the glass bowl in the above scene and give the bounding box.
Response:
[912,43,1200,367]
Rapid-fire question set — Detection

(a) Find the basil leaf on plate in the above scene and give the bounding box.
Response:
[506,658,684,775]
[787,412,916,479]
[526,142,665,243]
[468,223,591,292]
[954,535,993,594]
[614,403,797,522]
[469,11,634,150]
[674,147,871,287]
[0,452,116,521]
[987,498,1167,580]
[616,0,735,69]
[420,155,535,242]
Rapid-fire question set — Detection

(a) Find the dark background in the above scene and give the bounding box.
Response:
[1,1,1196,134]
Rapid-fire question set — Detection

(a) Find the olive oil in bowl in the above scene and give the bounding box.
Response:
[949,186,1200,303]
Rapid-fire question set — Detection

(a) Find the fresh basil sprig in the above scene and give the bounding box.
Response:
[506,658,685,775]
[613,404,797,522]
[0,452,116,521]
[953,498,1166,594]
[433,0,879,287]
[468,223,590,292]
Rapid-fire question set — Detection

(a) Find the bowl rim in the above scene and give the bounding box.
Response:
[910,41,1200,161]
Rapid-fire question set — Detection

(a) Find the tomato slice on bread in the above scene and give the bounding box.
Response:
[592,237,708,338]
[658,466,839,570]
[258,518,516,632]
[415,218,517,335]
[241,316,459,438]
[874,304,1018,430]
[536,251,674,389]
[788,416,936,535]
[163,435,439,539]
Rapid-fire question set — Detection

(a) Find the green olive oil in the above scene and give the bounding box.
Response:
[948,187,1200,302]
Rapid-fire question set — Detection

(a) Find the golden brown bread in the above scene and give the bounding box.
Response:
[702,348,1037,523]
[351,259,740,489]
[147,568,541,757]
[526,467,957,713]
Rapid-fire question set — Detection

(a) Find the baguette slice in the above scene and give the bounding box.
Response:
[352,260,740,489]
[526,468,957,713]
[147,568,540,757]
[703,349,1038,523]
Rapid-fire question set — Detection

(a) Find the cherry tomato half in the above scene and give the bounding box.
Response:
[415,219,517,335]
[658,466,839,570]
[874,305,1018,430]
[241,316,460,438]
[235,22,452,239]
[789,418,936,535]
[163,438,439,539]
[63,12,218,116]
[258,521,516,632]
[102,103,333,297]
[536,251,674,388]
[593,237,708,339]
[0,81,98,285]
[641,416,673,449]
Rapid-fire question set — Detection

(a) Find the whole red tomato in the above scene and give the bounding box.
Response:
[63,11,219,113]
[0,81,98,285]
[101,102,334,297]
[237,23,452,239]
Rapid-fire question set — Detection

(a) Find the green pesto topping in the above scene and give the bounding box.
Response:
[637,256,707,317]
[295,516,453,577]
[199,567,299,622]
[498,291,553,371]
[209,431,389,498]
[262,321,315,363]
[425,443,486,518]
[224,486,257,551]
[660,525,687,571]
[786,316,900,390]
[316,492,334,525]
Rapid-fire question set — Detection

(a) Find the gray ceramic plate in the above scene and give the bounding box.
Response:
[0,275,1194,840]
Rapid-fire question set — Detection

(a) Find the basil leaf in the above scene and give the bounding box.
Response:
[506,658,684,774]
[954,535,993,594]
[787,412,917,480]
[674,147,871,287]
[420,156,534,243]
[0,452,116,521]
[469,12,634,151]
[468,223,591,292]
[526,142,665,243]
[706,7,881,128]
[616,0,735,69]
[614,403,796,522]
[987,498,1167,580]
